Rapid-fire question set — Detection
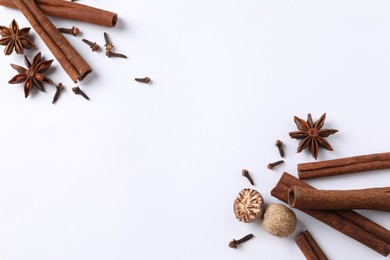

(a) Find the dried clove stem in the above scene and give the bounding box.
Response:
[72,86,89,100]
[58,26,80,36]
[52,83,64,104]
[242,169,254,185]
[267,160,284,170]
[275,139,284,158]
[135,77,151,83]
[105,50,127,58]
[82,39,100,52]
[229,234,254,249]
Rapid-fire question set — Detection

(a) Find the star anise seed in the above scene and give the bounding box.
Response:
[8,52,54,98]
[0,19,34,55]
[289,113,338,160]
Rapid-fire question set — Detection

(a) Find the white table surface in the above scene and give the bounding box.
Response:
[0,0,389,259]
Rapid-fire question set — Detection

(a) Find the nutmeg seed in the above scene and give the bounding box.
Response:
[233,189,264,223]
[262,203,297,237]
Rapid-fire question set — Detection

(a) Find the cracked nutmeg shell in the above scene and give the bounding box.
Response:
[233,189,264,223]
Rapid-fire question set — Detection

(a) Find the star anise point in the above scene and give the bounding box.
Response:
[289,113,338,160]
[9,52,54,98]
[0,19,34,55]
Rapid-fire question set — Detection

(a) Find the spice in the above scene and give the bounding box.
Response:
[0,19,34,55]
[295,230,328,260]
[52,83,64,104]
[233,189,264,223]
[228,234,254,249]
[8,52,53,98]
[241,169,254,185]
[58,26,80,36]
[271,172,390,256]
[267,160,284,170]
[82,39,100,52]
[275,139,284,157]
[288,186,390,212]
[72,86,89,100]
[12,0,92,82]
[261,204,297,237]
[0,0,118,27]
[289,113,338,160]
[135,77,151,84]
[104,32,127,58]
[298,152,390,180]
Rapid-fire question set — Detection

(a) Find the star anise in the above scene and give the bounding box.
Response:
[0,19,34,55]
[8,52,54,98]
[289,113,338,160]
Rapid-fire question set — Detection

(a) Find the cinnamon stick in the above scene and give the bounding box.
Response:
[0,0,117,27]
[298,152,390,179]
[12,0,92,82]
[271,172,390,256]
[295,230,328,260]
[288,186,390,212]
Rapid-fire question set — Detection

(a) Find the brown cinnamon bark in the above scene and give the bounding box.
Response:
[288,186,390,211]
[271,172,390,256]
[12,0,92,82]
[298,152,390,179]
[0,0,117,27]
[295,230,328,260]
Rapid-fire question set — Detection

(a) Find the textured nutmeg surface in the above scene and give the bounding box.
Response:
[233,188,264,223]
[262,203,297,237]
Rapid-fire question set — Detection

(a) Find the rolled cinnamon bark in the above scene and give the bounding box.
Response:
[295,230,328,260]
[288,186,390,212]
[13,0,92,82]
[298,152,390,179]
[0,0,117,27]
[271,172,390,257]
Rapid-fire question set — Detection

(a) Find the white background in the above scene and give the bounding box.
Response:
[0,0,389,259]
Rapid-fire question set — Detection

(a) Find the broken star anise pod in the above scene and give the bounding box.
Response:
[289,113,338,160]
[0,19,34,55]
[8,52,54,98]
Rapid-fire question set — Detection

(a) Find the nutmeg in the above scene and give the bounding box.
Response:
[262,203,297,237]
[233,189,264,223]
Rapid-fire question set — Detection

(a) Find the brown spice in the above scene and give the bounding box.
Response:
[275,139,284,157]
[288,186,390,212]
[82,39,100,52]
[58,26,80,36]
[267,160,284,170]
[72,86,89,100]
[289,113,338,160]
[135,77,151,84]
[295,230,328,260]
[52,83,64,104]
[241,169,254,185]
[0,19,33,55]
[12,0,92,82]
[0,0,118,27]
[8,52,53,98]
[228,234,254,249]
[298,152,390,180]
[271,172,390,256]
[233,189,264,223]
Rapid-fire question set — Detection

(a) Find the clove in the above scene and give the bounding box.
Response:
[275,139,285,158]
[82,39,100,52]
[52,83,64,104]
[229,234,254,249]
[103,32,127,58]
[135,77,151,84]
[58,26,80,36]
[72,86,89,100]
[105,50,127,58]
[267,160,284,170]
[242,169,254,185]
